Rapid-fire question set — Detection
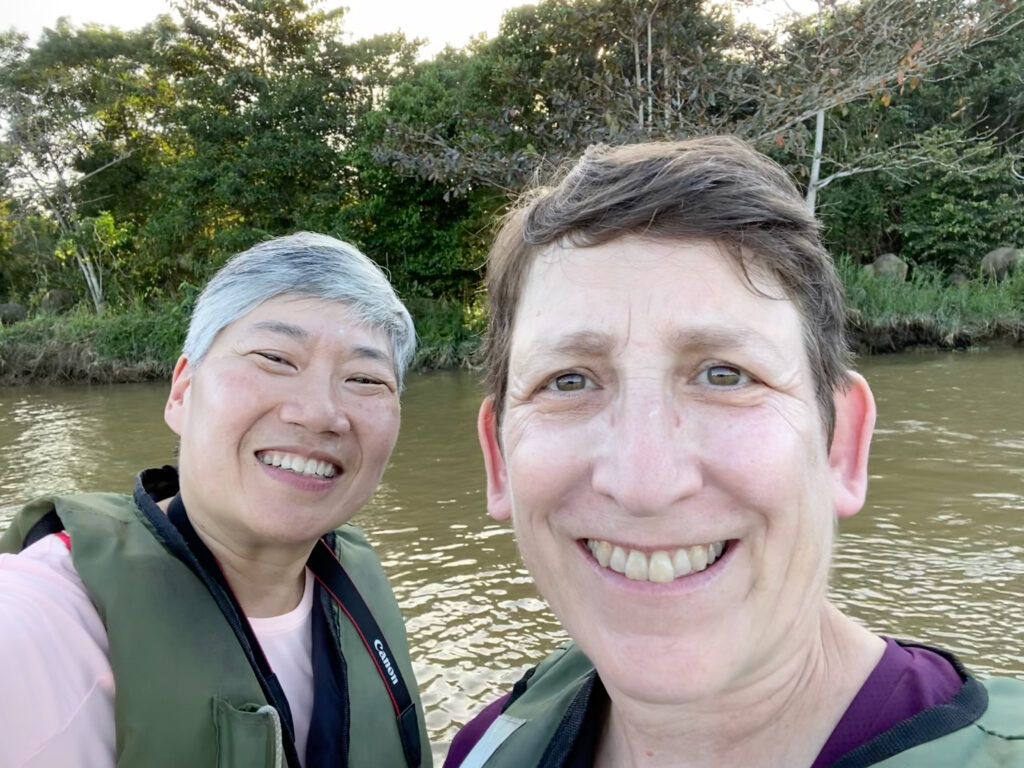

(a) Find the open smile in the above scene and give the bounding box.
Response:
[256,450,341,479]
[584,539,730,583]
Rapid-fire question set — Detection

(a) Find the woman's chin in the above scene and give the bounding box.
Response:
[582,634,749,707]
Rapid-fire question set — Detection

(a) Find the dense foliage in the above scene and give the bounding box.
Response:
[1,0,1022,364]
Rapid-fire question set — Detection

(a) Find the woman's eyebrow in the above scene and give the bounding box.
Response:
[664,326,782,357]
[349,345,393,364]
[250,320,310,341]
[525,330,615,362]
[526,327,781,360]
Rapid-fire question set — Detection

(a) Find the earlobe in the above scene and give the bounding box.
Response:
[164,356,193,436]
[829,371,876,519]
[478,397,512,522]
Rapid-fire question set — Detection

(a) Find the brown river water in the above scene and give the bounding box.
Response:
[1,349,1022,761]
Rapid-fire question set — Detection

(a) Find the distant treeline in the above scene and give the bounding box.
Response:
[1,0,1022,340]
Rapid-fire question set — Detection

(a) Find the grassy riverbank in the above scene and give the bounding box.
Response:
[0,296,484,385]
[839,259,1024,353]
[0,302,187,385]
[1,269,1021,385]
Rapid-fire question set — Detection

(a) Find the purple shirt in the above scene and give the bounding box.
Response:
[809,638,963,767]
[444,638,964,768]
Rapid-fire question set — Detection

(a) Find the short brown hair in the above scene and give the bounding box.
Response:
[482,136,851,441]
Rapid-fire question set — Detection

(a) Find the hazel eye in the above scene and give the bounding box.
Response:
[704,365,746,387]
[550,372,588,392]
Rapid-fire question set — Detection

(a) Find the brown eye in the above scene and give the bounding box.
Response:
[553,373,587,391]
[706,365,744,387]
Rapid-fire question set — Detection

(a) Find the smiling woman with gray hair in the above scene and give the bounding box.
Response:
[0,233,429,768]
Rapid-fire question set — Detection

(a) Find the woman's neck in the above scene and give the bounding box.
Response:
[595,604,885,768]
[157,496,310,618]
[215,547,308,618]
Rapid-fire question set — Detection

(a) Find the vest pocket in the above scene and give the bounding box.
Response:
[213,699,284,768]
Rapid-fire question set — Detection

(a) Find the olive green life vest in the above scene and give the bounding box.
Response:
[458,642,1024,768]
[1,492,431,768]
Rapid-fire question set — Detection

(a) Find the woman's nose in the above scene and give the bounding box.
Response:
[277,373,353,435]
[590,383,703,515]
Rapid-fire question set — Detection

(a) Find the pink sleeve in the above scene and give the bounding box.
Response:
[0,536,115,768]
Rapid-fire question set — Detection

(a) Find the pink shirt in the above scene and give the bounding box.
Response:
[0,535,315,768]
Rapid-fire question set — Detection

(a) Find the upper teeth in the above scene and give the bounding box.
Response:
[258,451,337,478]
[587,539,725,582]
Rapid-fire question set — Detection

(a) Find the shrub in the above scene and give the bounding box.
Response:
[406,296,483,369]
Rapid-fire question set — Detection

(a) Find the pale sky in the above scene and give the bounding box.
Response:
[4,0,819,57]
[5,0,523,57]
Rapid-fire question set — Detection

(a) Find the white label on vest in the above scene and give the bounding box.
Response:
[458,714,528,768]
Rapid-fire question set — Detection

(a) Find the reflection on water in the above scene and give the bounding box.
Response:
[0,382,176,506]
[1,352,1023,761]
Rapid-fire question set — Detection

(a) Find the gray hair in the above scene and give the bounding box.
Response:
[183,232,417,388]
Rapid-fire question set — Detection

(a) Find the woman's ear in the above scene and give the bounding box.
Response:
[829,371,876,519]
[478,397,512,522]
[164,356,193,436]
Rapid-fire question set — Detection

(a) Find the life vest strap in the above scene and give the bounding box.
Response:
[166,495,303,768]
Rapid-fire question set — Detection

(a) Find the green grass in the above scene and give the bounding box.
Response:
[0,301,187,384]
[838,256,1024,352]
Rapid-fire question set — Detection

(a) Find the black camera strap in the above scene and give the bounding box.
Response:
[307,538,422,768]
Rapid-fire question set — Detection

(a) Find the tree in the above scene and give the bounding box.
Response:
[801,1,1024,263]
[340,107,499,301]
[895,127,1024,272]
[375,0,749,196]
[374,0,1022,209]
[0,199,60,302]
[763,0,1024,209]
[0,21,175,309]
[142,0,421,273]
